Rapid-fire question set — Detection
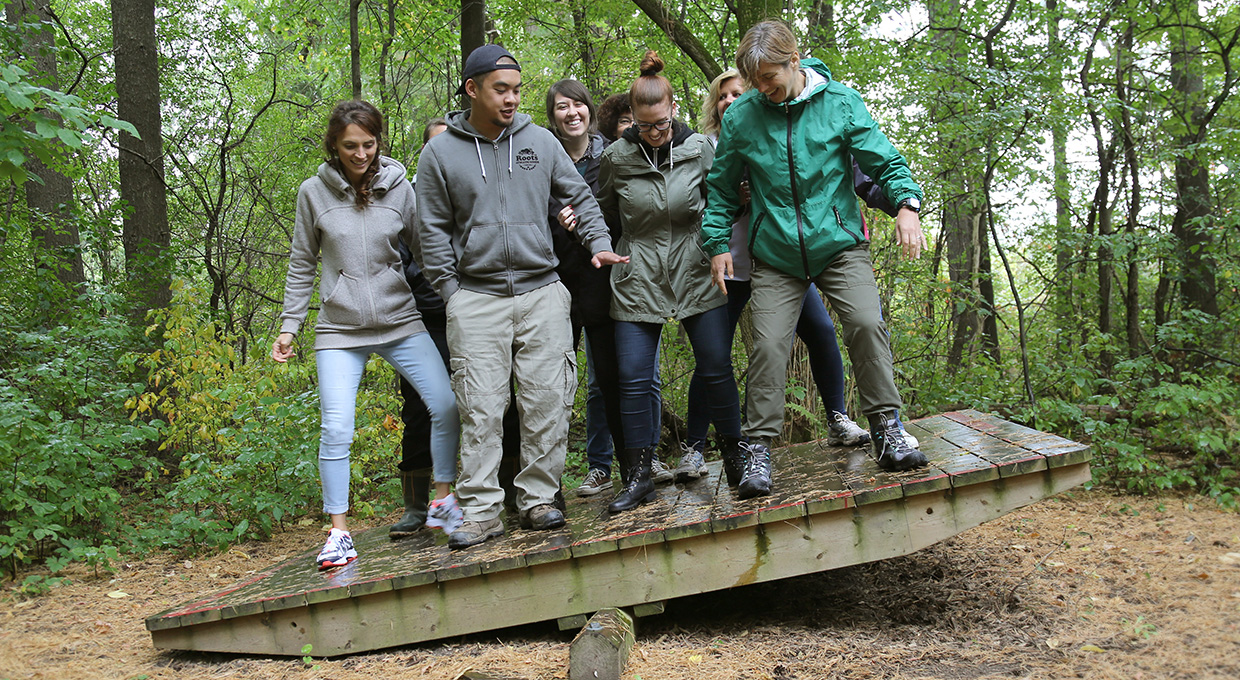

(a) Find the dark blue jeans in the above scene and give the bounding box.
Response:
[584,334,662,475]
[685,282,848,446]
[615,305,741,449]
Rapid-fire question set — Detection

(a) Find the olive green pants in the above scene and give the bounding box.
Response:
[744,244,902,441]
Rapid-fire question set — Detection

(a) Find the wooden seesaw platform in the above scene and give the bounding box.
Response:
[145,409,1090,656]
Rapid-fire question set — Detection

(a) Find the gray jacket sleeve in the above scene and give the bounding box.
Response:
[549,144,613,255]
[279,186,320,336]
[413,146,461,300]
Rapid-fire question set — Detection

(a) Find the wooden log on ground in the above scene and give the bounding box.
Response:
[569,608,635,680]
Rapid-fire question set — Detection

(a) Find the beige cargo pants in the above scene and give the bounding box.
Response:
[446,282,577,521]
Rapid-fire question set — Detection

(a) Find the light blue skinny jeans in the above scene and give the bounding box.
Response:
[316,332,459,514]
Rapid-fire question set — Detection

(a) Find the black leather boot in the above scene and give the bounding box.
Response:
[608,447,656,514]
[389,468,431,537]
[717,435,747,487]
[868,411,928,471]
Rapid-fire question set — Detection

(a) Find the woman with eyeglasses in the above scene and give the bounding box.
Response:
[596,51,744,514]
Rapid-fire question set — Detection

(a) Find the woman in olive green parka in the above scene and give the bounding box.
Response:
[597,52,743,514]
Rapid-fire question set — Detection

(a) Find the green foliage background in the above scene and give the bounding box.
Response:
[1,0,1237,581]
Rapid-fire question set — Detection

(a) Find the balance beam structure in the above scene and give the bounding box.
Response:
[146,410,1091,655]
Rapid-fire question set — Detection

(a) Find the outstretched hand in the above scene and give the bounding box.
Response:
[895,210,925,260]
[591,251,630,268]
[710,253,733,296]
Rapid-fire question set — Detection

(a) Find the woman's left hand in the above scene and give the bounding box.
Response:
[271,333,297,363]
[894,210,925,260]
[557,205,578,231]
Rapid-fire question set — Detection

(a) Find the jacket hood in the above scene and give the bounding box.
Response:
[316,156,409,198]
[444,109,533,142]
[442,110,535,182]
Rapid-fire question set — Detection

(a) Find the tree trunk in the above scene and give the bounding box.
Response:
[378,0,397,139]
[1117,26,1143,357]
[8,0,85,288]
[928,0,992,370]
[350,0,362,99]
[734,0,784,39]
[1168,0,1219,317]
[571,1,599,95]
[806,1,836,56]
[460,0,486,108]
[1048,0,1074,347]
[111,0,171,323]
[630,0,721,82]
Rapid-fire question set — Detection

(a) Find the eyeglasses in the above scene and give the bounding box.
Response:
[635,118,672,132]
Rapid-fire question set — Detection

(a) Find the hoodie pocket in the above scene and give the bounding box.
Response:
[460,222,555,279]
[378,265,418,324]
[321,271,363,327]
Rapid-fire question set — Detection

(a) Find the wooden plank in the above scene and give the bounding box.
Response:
[632,600,665,617]
[557,613,588,631]
[914,435,1000,488]
[151,461,1091,655]
[935,417,1049,478]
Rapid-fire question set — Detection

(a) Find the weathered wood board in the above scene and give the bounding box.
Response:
[146,410,1090,656]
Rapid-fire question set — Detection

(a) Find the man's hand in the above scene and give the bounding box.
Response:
[591,251,630,268]
[895,210,925,260]
[710,253,733,295]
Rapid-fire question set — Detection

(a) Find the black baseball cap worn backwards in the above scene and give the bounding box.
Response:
[457,44,521,95]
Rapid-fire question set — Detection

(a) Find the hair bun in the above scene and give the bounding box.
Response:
[639,50,665,77]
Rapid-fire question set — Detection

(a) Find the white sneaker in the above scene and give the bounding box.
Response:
[827,411,871,446]
[426,493,464,534]
[316,528,357,570]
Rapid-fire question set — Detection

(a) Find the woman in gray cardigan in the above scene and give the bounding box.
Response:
[272,100,460,570]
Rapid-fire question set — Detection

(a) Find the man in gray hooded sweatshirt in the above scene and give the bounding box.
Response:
[416,46,628,549]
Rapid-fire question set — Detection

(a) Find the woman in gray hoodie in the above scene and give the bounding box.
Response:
[272,100,460,570]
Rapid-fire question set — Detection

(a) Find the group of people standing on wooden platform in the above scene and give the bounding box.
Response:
[272,21,930,570]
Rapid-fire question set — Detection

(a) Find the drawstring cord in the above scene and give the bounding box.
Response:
[474,138,486,182]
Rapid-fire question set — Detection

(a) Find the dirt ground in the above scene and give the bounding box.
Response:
[2,488,1238,680]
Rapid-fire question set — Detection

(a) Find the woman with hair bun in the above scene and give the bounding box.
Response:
[596,52,744,513]
[272,100,461,569]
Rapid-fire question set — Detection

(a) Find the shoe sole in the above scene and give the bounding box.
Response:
[388,527,423,538]
[318,555,357,571]
[607,491,655,514]
[674,466,708,483]
[827,435,871,446]
[519,516,567,530]
[575,482,613,497]
[737,482,771,500]
[448,527,505,550]
[877,456,928,472]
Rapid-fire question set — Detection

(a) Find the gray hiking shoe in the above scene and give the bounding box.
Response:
[519,503,566,530]
[447,517,505,550]
[673,441,708,482]
[827,411,871,446]
[650,456,674,484]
